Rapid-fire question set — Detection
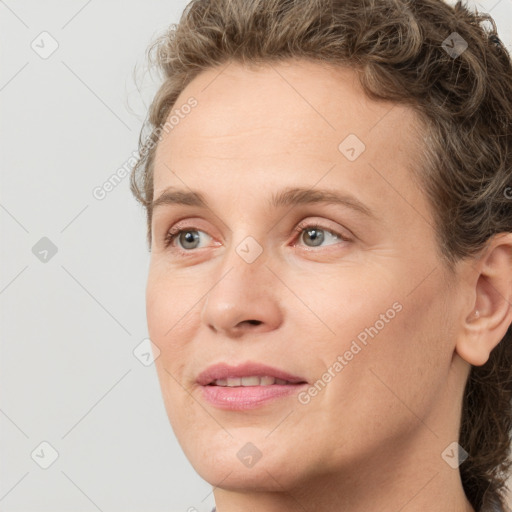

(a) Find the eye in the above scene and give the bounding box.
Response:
[162,219,350,254]
[163,227,212,251]
[293,220,350,249]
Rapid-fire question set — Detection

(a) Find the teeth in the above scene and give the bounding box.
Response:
[211,376,293,387]
[241,376,260,386]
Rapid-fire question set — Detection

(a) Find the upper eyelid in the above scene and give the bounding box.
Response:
[161,214,349,233]
[295,219,352,238]
[165,217,346,237]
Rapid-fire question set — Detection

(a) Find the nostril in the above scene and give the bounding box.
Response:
[246,320,262,326]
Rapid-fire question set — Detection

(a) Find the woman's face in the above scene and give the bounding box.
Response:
[146,60,470,491]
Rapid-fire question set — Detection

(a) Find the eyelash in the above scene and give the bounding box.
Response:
[163,220,351,254]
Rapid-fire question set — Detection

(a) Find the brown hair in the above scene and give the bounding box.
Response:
[130,0,512,509]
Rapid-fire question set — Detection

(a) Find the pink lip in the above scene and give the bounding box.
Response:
[196,362,308,411]
[196,362,307,386]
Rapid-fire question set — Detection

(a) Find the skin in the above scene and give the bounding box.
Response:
[145,59,512,512]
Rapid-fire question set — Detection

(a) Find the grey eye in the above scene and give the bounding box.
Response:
[302,228,326,247]
[179,230,201,249]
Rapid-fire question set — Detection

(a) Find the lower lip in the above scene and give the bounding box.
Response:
[200,383,308,410]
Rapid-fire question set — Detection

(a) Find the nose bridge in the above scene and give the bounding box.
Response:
[200,232,283,335]
[216,226,270,287]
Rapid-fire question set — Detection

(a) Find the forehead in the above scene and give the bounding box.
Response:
[152,59,427,218]
[170,61,370,139]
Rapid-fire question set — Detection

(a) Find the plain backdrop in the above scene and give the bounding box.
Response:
[1,1,511,511]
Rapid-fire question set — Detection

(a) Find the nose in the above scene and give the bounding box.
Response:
[200,243,284,338]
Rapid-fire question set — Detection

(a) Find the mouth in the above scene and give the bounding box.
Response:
[196,362,308,410]
[208,376,303,387]
[196,361,308,386]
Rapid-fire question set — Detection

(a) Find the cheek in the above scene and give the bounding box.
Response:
[324,275,452,429]
[146,269,199,426]
[145,269,200,408]
[145,265,197,341]
[308,264,452,409]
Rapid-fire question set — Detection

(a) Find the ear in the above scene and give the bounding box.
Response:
[456,232,512,366]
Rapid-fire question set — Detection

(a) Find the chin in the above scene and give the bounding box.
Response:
[194,458,301,492]
[180,434,307,491]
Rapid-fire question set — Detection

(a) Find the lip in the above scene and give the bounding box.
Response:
[196,362,308,411]
[196,362,307,386]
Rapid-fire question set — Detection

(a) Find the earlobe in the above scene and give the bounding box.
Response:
[455,233,512,367]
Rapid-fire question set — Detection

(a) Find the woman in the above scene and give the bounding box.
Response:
[130,1,512,511]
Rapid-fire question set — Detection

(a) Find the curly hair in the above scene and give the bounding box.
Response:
[130,0,512,510]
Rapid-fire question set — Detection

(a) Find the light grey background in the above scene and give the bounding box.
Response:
[1,1,511,511]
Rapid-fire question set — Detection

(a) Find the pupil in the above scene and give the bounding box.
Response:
[305,228,324,246]
[181,231,199,249]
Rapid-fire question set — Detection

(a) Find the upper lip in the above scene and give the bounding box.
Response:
[196,362,307,385]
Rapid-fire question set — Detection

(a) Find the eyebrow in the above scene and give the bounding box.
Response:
[151,186,376,219]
